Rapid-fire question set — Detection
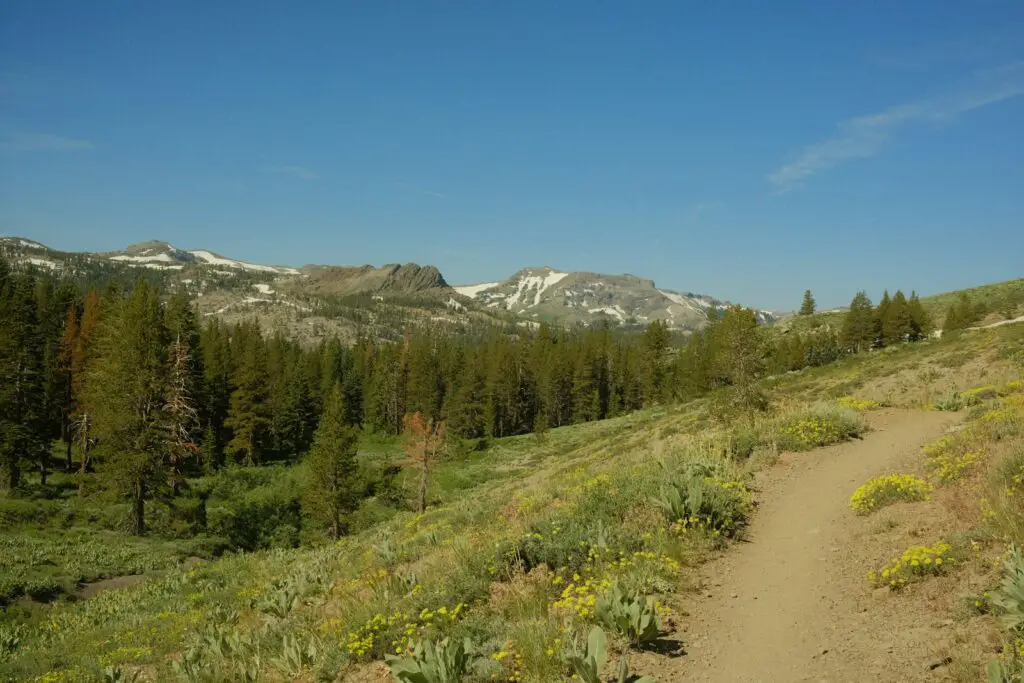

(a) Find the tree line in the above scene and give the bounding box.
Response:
[1,256,951,537]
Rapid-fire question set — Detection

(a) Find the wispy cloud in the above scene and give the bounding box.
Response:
[684,200,724,224]
[264,165,318,181]
[395,181,447,200]
[1,131,95,151]
[767,62,1024,193]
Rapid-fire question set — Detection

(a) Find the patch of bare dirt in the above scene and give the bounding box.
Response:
[76,573,150,599]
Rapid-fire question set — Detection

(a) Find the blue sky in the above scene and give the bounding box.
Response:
[1,1,1022,310]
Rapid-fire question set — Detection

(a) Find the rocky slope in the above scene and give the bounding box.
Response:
[453,266,778,329]
[1,237,778,338]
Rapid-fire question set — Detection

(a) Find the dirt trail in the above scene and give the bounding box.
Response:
[652,409,959,683]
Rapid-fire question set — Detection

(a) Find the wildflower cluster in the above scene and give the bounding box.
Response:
[551,574,611,619]
[837,396,882,411]
[657,475,753,539]
[923,435,984,483]
[868,541,956,589]
[32,667,91,683]
[330,602,466,660]
[849,474,932,515]
[490,642,526,682]
[98,645,152,668]
[963,384,1000,400]
[780,416,846,450]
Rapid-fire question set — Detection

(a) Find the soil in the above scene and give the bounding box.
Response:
[636,409,963,683]
[76,573,150,599]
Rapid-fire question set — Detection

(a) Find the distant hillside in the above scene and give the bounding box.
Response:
[0,236,500,344]
[1,236,782,338]
[453,266,778,331]
[775,278,1024,334]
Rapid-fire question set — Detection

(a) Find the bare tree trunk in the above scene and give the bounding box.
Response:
[1,462,18,492]
[132,480,146,535]
[418,461,428,514]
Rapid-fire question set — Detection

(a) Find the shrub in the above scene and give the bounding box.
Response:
[837,396,882,411]
[987,449,1024,542]
[206,483,302,551]
[567,626,608,683]
[849,474,932,515]
[868,541,956,589]
[385,637,480,683]
[775,404,865,451]
[988,546,1024,681]
[725,424,759,460]
[933,392,981,412]
[992,545,1024,633]
[593,585,661,647]
[566,626,655,683]
[654,474,753,540]
[924,435,984,483]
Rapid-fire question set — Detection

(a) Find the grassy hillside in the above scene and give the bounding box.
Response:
[1,323,1022,682]
[777,277,1024,335]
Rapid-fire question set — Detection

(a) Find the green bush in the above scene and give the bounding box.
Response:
[652,466,753,539]
[206,482,302,551]
[933,392,981,412]
[385,637,480,683]
[774,404,865,451]
[594,585,661,647]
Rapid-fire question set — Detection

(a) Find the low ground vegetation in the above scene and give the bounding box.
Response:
[1,274,1022,681]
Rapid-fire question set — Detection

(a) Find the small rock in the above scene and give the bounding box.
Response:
[872,586,890,601]
[731,593,739,599]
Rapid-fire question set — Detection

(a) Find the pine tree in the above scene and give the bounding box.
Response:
[907,291,932,341]
[402,411,446,514]
[199,320,232,469]
[303,386,361,539]
[57,304,79,471]
[799,289,816,316]
[447,357,487,439]
[71,290,102,489]
[640,320,671,404]
[164,333,199,493]
[224,324,271,465]
[200,423,219,475]
[840,291,875,353]
[83,280,169,534]
[278,358,315,458]
[0,268,48,491]
[340,360,364,428]
[713,306,769,419]
[36,281,77,483]
[882,290,913,345]
[874,290,891,348]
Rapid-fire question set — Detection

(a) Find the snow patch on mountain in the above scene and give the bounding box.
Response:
[111,253,177,263]
[505,270,569,308]
[189,250,299,275]
[26,257,60,270]
[591,305,626,320]
[253,283,274,295]
[453,282,500,298]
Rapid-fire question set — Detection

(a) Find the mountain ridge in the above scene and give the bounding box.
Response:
[0,236,779,333]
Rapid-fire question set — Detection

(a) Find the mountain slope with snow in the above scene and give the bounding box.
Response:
[454,267,777,330]
[1,236,778,338]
